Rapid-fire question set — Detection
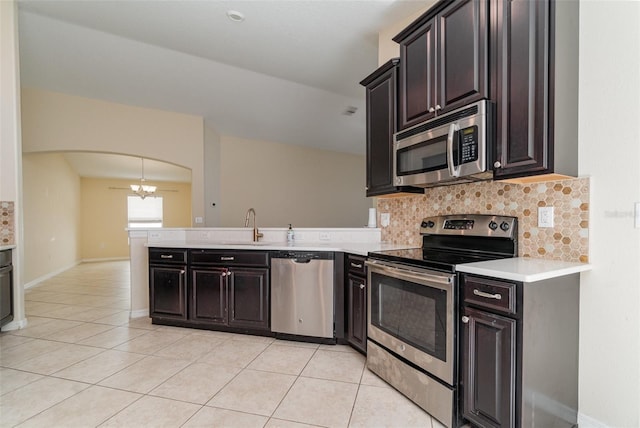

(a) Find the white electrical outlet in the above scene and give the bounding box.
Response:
[319,232,331,241]
[195,217,203,224]
[538,206,554,228]
[380,213,391,227]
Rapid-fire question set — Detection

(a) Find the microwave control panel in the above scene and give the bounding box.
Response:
[459,126,479,164]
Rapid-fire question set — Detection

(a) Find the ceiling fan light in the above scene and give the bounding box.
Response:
[130,184,141,192]
[141,185,157,193]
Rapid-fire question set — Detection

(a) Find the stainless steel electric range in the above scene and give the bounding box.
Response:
[366,214,518,428]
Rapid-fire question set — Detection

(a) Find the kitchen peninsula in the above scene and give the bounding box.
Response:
[127,226,403,319]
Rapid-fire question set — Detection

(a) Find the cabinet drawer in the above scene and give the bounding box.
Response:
[190,250,269,267]
[347,255,366,276]
[462,274,518,315]
[149,248,187,264]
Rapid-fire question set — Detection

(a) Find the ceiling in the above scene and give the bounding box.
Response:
[16,0,431,183]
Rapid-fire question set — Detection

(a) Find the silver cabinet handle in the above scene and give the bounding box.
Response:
[494,161,502,169]
[350,263,363,269]
[359,283,365,290]
[435,104,442,111]
[180,270,185,274]
[461,316,470,324]
[220,256,235,261]
[473,289,502,300]
[160,254,173,259]
[428,107,435,113]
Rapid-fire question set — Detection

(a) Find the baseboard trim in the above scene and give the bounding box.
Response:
[578,412,610,428]
[1,318,28,331]
[81,257,130,263]
[130,309,149,319]
[24,261,81,289]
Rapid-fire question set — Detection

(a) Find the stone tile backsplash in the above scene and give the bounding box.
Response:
[1,201,15,245]
[377,177,590,263]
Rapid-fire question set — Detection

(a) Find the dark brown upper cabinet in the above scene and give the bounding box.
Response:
[360,59,422,197]
[492,0,579,180]
[394,0,489,130]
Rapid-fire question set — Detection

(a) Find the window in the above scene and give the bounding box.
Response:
[127,196,163,228]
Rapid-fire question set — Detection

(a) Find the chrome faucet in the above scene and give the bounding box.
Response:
[244,208,263,242]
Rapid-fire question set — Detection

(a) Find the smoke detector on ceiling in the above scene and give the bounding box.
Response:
[226,10,245,23]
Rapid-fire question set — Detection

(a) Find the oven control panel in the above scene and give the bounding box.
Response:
[420,214,517,238]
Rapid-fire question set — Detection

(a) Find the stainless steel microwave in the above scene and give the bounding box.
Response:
[393,100,493,188]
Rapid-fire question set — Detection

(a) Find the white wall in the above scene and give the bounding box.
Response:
[578,2,640,427]
[219,135,372,228]
[0,0,26,329]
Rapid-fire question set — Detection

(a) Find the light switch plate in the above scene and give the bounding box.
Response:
[194,216,203,224]
[538,206,554,228]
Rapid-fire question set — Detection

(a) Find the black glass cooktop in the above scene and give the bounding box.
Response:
[368,247,509,273]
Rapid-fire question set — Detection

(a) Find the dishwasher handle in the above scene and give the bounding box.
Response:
[294,258,312,264]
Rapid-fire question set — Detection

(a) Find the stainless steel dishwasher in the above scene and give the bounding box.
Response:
[270,251,334,339]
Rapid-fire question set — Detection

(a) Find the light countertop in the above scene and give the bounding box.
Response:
[456,257,592,282]
[0,245,16,251]
[146,241,413,257]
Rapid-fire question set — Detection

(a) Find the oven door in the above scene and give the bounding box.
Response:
[366,259,455,385]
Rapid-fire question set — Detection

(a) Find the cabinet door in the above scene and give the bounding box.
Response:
[190,268,227,325]
[361,60,423,197]
[366,64,397,196]
[461,306,516,428]
[0,265,13,327]
[437,0,488,113]
[150,265,187,320]
[228,268,270,331]
[398,19,437,129]
[347,274,367,354]
[493,0,553,179]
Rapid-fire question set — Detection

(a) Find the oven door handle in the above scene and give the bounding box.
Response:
[366,260,453,287]
[447,123,460,178]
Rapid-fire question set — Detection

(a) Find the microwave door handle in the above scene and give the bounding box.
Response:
[447,123,460,178]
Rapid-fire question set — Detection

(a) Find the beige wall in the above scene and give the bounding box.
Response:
[22,153,81,284]
[20,88,205,224]
[80,178,192,260]
[220,135,372,228]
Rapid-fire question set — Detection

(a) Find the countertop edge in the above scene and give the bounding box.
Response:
[145,241,412,257]
[456,258,592,282]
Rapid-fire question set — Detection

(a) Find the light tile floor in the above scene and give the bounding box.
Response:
[0,261,445,428]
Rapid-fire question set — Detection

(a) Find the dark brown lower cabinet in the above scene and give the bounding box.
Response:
[189,266,270,332]
[150,265,187,321]
[346,273,367,353]
[0,249,14,328]
[190,268,226,324]
[346,254,367,354]
[228,267,269,330]
[150,248,270,334]
[461,306,516,428]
